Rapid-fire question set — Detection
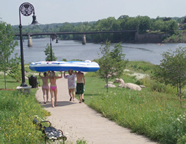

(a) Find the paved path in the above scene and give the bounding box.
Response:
[35,78,157,144]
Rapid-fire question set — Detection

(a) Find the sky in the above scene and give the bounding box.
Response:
[0,0,186,26]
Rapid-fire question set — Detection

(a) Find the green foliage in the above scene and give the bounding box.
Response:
[70,59,83,61]
[62,58,67,61]
[149,80,166,92]
[12,15,182,43]
[44,43,57,61]
[138,16,151,31]
[76,138,87,144]
[98,41,128,92]
[7,54,21,82]
[154,47,186,107]
[84,75,186,144]
[0,90,49,144]
[126,61,154,75]
[0,22,19,89]
[163,31,184,43]
[85,71,99,77]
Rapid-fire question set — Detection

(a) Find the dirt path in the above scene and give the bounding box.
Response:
[35,78,157,144]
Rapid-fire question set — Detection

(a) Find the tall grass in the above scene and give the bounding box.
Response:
[0,88,49,143]
[84,61,186,144]
[0,73,86,144]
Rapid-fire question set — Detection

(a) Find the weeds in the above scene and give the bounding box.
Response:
[0,90,48,144]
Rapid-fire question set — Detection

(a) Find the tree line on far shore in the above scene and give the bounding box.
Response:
[11,15,186,43]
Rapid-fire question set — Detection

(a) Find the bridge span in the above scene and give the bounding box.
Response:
[14,30,137,47]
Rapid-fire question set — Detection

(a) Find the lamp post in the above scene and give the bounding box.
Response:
[50,34,57,61]
[19,2,38,87]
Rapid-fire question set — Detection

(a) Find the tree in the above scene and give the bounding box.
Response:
[98,41,128,92]
[182,17,186,24]
[154,47,186,107]
[8,53,21,82]
[138,16,151,32]
[44,43,57,61]
[153,20,164,31]
[118,15,129,20]
[0,22,19,89]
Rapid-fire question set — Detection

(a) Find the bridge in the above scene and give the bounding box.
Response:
[14,30,138,47]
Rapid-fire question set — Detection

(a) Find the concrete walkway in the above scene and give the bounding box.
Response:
[35,78,157,144]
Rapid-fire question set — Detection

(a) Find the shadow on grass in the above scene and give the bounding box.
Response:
[84,93,100,97]
[0,88,15,91]
[39,101,76,108]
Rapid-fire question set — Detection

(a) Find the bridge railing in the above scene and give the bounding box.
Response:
[14,30,137,36]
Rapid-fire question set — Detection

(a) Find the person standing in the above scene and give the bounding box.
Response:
[64,70,76,101]
[75,71,85,103]
[49,71,62,108]
[39,72,49,104]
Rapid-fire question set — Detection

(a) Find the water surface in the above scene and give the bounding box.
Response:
[12,38,186,65]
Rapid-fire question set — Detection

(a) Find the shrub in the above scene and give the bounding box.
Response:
[150,81,166,92]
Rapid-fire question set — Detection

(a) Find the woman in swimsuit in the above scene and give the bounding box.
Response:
[49,71,62,108]
[39,72,49,104]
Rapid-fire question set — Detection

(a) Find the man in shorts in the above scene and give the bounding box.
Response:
[75,71,85,103]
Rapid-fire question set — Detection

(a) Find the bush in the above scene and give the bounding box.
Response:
[150,81,166,92]
[62,58,67,61]
[8,65,21,82]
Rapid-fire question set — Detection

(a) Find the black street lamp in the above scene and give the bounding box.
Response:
[19,2,38,87]
[50,34,57,61]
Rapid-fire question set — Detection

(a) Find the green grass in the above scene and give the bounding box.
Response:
[0,72,86,144]
[0,90,50,144]
[0,74,30,89]
[1,61,186,143]
[0,72,51,144]
[84,61,186,144]
[126,61,155,75]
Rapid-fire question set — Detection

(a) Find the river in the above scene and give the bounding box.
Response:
[12,38,186,65]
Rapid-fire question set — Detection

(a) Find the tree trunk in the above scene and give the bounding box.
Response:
[177,83,179,97]
[180,84,182,107]
[106,78,108,93]
[4,71,7,89]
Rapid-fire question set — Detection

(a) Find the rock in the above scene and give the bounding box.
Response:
[104,83,116,88]
[124,69,130,72]
[127,73,149,80]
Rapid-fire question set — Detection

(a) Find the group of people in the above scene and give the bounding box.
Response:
[39,70,85,108]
